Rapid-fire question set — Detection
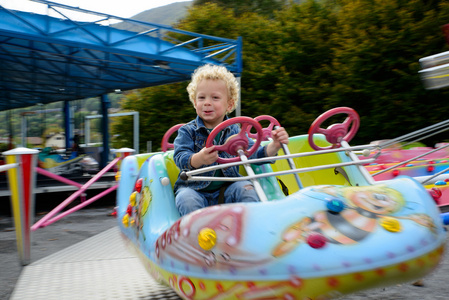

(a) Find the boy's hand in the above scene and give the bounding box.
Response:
[272,127,289,146]
[191,146,218,168]
[266,127,289,157]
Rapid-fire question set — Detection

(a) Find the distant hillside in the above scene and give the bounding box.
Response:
[114,1,192,31]
[113,1,306,31]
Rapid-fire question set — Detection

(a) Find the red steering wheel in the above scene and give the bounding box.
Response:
[308,107,360,151]
[161,124,185,152]
[248,115,281,141]
[206,117,263,163]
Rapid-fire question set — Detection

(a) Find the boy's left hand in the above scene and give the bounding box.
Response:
[272,127,289,146]
[266,127,289,157]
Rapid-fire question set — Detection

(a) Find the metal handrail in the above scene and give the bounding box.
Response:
[0,163,19,172]
[182,143,379,178]
[371,143,449,176]
[184,158,376,183]
[182,142,378,186]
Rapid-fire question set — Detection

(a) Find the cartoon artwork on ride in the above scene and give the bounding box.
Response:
[123,178,153,242]
[116,107,446,300]
[272,184,437,258]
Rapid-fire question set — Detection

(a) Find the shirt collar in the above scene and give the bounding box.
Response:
[195,115,230,131]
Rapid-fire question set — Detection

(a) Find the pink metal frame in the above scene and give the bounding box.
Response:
[35,167,86,201]
[36,167,83,188]
[31,157,120,230]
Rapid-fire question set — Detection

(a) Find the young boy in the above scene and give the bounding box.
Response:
[173,64,289,216]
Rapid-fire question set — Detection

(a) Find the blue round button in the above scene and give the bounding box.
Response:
[327,199,345,213]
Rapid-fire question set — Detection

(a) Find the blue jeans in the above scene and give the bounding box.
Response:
[175,180,260,216]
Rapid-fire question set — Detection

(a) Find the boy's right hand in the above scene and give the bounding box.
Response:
[191,146,218,168]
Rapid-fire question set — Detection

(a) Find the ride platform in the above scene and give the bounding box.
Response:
[10,226,181,300]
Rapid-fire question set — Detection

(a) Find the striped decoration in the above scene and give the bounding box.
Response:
[3,147,39,265]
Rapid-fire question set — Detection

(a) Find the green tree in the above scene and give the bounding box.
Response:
[193,0,286,17]
[178,3,239,39]
[112,0,449,149]
[326,0,449,144]
[238,1,338,134]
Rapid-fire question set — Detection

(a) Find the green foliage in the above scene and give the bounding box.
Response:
[325,0,449,144]
[238,0,339,133]
[193,0,286,17]
[112,0,449,150]
[178,3,239,38]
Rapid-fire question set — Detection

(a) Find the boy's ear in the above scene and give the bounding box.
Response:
[227,99,234,112]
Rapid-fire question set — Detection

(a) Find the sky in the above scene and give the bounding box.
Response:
[0,0,189,18]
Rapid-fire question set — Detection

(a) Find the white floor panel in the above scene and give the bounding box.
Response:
[10,227,181,300]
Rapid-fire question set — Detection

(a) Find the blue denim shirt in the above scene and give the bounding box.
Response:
[173,115,271,191]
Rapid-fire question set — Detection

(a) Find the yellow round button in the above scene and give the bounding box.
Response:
[380,217,401,233]
[122,214,130,228]
[198,228,217,251]
[129,191,138,206]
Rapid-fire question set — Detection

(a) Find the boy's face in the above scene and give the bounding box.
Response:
[194,79,233,128]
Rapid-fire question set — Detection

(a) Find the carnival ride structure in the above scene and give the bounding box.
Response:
[116,107,446,300]
[361,132,449,210]
[37,147,99,176]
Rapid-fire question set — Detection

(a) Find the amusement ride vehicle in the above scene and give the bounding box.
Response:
[115,107,446,300]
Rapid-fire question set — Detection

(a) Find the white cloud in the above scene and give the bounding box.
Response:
[0,0,185,18]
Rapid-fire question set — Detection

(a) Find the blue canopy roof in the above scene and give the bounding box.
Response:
[0,0,242,111]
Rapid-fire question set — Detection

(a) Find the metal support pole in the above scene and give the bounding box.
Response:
[21,114,26,147]
[235,36,243,118]
[273,126,303,190]
[64,100,71,149]
[237,149,268,202]
[101,94,111,169]
[236,76,241,117]
[85,118,90,146]
[134,112,139,154]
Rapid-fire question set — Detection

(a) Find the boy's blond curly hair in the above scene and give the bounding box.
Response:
[187,64,239,113]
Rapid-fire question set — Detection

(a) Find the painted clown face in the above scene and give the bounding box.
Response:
[345,187,404,215]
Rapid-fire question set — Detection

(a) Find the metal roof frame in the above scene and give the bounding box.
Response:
[0,0,243,111]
